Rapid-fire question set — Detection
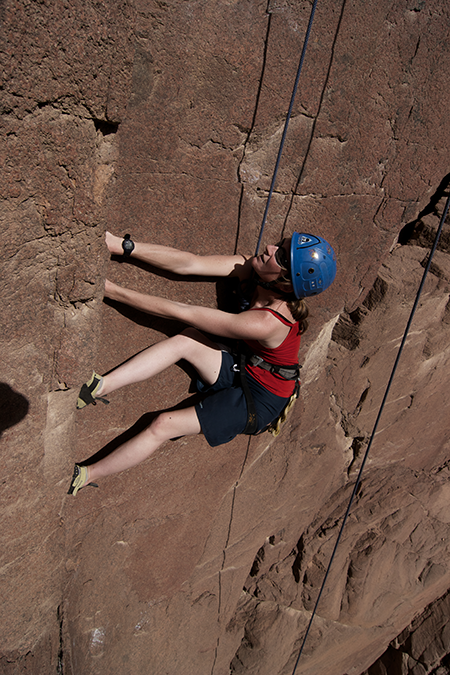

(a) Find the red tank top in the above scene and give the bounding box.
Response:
[242,308,301,397]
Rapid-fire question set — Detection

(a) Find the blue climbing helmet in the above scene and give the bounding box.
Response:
[289,232,337,298]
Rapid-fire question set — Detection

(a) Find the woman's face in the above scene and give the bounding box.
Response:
[252,238,291,282]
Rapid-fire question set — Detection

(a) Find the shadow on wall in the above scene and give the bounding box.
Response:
[0,383,29,437]
[398,171,450,245]
[81,394,202,466]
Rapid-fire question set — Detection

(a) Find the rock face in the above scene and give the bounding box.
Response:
[361,590,450,675]
[1,1,450,674]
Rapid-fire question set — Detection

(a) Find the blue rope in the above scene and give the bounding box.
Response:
[290,192,450,675]
[254,0,319,256]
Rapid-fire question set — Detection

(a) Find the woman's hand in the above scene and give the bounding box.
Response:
[104,278,122,301]
[105,231,125,256]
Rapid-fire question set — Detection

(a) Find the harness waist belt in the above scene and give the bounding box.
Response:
[248,355,300,381]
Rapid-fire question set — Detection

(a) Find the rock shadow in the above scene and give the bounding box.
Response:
[103,296,186,336]
[398,171,450,246]
[103,268,242,340]
[80,394,202,466]
[0,383,29,437]
[105,258,239,327]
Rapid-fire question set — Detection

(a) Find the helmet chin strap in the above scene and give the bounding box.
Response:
[256,277,296,300]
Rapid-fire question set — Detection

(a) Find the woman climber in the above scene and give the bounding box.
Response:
[67,231,336,495]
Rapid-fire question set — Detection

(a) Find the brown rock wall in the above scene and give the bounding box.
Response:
[362,589,450,674]
[1,0,135,669]
[228,197,450,674]
[1,0,450,674]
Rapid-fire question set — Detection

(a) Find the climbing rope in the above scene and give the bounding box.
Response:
[254,0,319,256]
[290,192,450,675]
[248,4,450,669]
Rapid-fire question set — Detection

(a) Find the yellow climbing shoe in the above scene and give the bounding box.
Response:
[76,372,109,409]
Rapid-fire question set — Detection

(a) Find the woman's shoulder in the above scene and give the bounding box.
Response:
[249,306,297,325]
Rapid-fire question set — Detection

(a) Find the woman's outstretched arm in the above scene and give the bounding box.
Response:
[104,280,288,347]
[106,231,252,279]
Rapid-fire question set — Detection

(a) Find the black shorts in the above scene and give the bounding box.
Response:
[195,350,291,447]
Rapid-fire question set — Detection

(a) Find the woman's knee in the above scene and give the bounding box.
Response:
[175,328,212,359]
[147,411,181,442]
[163,330,198,362]
[179,327,203,342]
[172,328,222,385]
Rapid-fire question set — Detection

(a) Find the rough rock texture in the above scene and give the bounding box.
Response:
[228,195,450,675]
[1,0,450,674]
[361,589,450,675]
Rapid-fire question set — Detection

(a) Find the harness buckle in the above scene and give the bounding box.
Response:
[250,355,264,367]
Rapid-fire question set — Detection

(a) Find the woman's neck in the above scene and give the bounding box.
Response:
[250,285,294,321]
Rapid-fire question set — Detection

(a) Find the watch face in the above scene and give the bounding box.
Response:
[122,238,134,255]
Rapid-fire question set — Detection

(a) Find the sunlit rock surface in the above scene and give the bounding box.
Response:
[1,0,450,673]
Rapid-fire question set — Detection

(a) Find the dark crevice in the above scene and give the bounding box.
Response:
[57,605,64,674]
[213,436,252,672]
[355,386,370,414]
[331,310,364,350]
[417,173,450,217]
[248,545,265,578]
[292,535,305,584]
[234,183,245,255]
[247,5,272,141]
[94,119,119,136]
[429,651,450,674]
[398,172,450,245]
[210,637,220,675]
[347,437,368,477]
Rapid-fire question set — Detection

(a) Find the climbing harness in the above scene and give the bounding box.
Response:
[290,192,450,675]
[239,351,259,435]
[237,345,302,436]
[247,352,300,381]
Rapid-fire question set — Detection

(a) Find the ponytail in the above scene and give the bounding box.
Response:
[287,297,309,333]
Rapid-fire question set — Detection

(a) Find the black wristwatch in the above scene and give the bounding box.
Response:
[122,233,135,256]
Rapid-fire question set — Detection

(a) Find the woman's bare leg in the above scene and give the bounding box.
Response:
[82,406,201,487]
[75,329,219,488]
[96,328,223,398]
